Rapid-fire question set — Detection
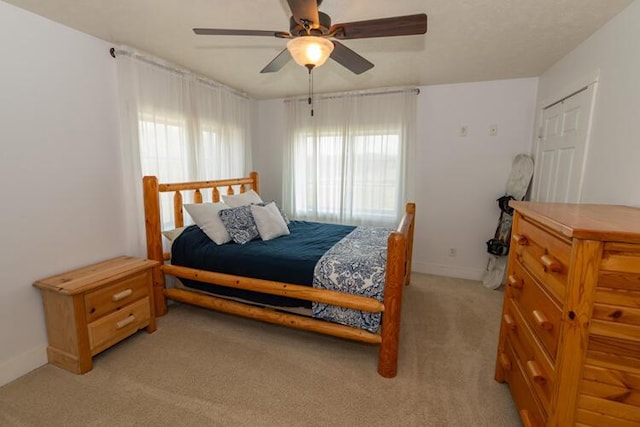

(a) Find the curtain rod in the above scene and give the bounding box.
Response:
[109,46,250,100]
[284,87,420,103]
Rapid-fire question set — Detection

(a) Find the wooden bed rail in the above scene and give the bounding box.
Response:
[165,288,382,344]
[161,264,385,313]
[158,174,258,193]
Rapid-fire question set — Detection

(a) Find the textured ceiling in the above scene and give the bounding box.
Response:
[3,0,634,99]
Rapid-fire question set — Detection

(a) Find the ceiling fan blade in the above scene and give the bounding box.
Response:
[330,41,374,75]
[286,0,320,29]
[330,13,427,40]
[193,28,290,38]
[260,49,292,73]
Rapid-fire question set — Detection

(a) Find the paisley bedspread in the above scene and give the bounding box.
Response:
[312,226,393,333]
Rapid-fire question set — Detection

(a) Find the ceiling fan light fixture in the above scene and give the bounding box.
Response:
[287,36,334,68]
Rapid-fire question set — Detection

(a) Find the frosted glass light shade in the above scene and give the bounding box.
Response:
[287,36,334,68]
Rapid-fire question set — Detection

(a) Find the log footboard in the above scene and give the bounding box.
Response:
[142,173,415,378]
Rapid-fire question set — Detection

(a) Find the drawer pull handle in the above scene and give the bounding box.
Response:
[503,314,517,331]
[513,234,528,246]
[526,360,546,384]
[540,254,562,273]
[508,274,523,289]
[532,310,553,330]
[112,288,133,302]
[519,409,534,427]
[115,315,136,329]
[499,352,512,371]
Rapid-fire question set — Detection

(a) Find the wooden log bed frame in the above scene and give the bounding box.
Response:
[142,172,416,378]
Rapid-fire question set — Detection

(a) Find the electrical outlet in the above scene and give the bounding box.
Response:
[448,248,457,257]
[458,125,468,137]
[489,124,498,136]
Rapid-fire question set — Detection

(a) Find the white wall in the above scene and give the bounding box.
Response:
[416,79,538,278]
[253,99,286,203]
[254,78,539,280]
[0,2,128,386]
[536,0,640,206]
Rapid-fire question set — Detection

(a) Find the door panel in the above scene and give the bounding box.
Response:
[555,148,575,202]
[537,151,555,201]
[532,85,595,203]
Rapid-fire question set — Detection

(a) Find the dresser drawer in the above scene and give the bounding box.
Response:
[502,299,555,412]
[499,339,547,427]
[84,271,150,323]
[88,297,151,355]
[508,261,562,361]
[512,218,571,300]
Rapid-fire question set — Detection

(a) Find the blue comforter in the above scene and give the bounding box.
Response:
[171,221,355,307]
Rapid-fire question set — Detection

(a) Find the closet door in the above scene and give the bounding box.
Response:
[532,85,595,203]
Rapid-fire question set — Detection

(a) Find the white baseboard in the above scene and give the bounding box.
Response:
[412,261,485,281]
[0,344,47,387]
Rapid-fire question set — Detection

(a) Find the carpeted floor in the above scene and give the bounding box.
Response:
[0,274,520,426]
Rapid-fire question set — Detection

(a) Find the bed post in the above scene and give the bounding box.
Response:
[404,202,416,285]
[378,232,406,378]
[250,171,260,193]
[143,176,167,316]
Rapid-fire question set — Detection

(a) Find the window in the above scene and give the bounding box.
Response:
[139,116,189,183]
[293,131,401,224]
[115,49,252,254]
[198,123,246,180]
[138,113,247,229]
[285,90,416,227]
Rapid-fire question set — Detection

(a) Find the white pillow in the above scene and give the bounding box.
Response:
[250,202,290,241]
[222,189,263,208]
[162,226,186,243]
[184,202,232,245]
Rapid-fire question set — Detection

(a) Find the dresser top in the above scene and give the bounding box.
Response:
[33,256,158,295]
[510,202,640,243]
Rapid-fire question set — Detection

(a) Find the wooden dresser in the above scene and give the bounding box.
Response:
[34,256,158,374]
[494,202,640,427]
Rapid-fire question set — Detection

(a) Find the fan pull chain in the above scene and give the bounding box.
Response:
[307,66,314,117]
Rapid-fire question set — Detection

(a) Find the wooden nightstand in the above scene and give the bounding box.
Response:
[34,256,158,374]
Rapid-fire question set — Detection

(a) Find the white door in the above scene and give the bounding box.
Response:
[532,84,595,203]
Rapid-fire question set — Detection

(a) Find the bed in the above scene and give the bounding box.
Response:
[142,172,415,377]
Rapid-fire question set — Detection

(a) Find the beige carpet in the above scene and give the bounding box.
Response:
[0,274,520,426]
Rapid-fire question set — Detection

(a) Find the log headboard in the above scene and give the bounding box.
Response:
[142,171,260,315]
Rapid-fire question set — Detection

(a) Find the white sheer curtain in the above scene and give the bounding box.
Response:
[115,47,252,255]
[283,89,416,227]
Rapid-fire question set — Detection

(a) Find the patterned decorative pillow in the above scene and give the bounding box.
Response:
[218,205,260,244]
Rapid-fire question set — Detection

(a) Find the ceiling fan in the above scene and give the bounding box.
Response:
[193,0,428,75]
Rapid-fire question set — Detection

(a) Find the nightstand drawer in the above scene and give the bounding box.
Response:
[88,297,151,355]
[85,270,150,323]
[508,260,562,361]
[512,218,571,300]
